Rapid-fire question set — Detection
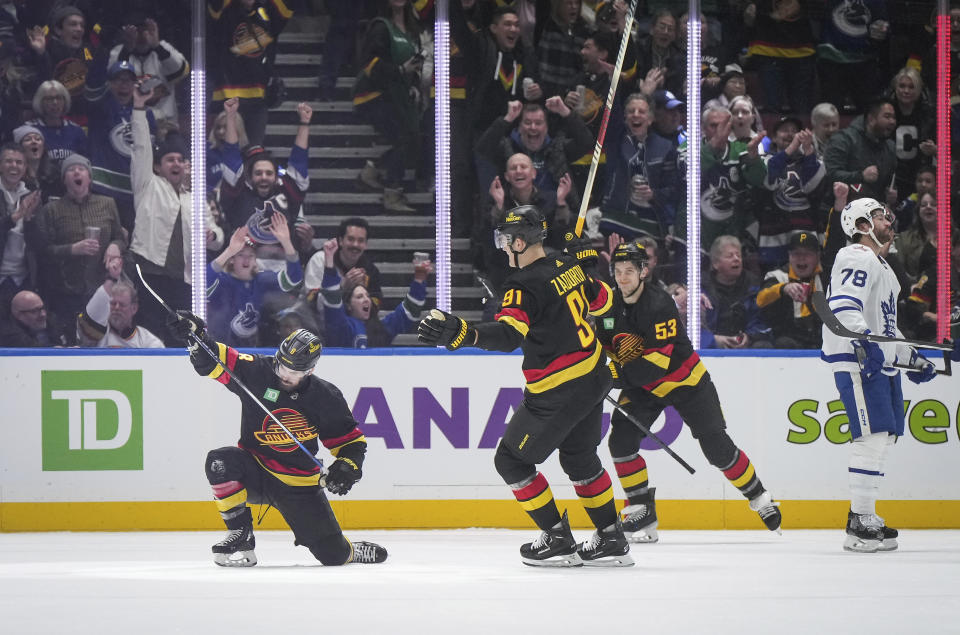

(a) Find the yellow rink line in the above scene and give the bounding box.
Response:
[2,500,958,532]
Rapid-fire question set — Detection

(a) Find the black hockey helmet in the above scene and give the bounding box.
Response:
[494,205,548,250]
[610,239,650,277]
[276,329,322,371]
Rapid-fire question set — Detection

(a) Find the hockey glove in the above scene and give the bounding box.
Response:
[852,339,884,379]
[905,348,937,384]
[325,458,362,496]
[563,233,599,270]
[608,361,624,389]
[418,309,474,350]
[166,310,206,350]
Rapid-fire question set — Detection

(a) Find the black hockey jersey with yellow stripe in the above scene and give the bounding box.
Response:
[190,342,366,485]
[476,254,613,393]
[596,283,705,398]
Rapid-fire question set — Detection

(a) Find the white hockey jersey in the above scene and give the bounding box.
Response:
[821,243,912,374]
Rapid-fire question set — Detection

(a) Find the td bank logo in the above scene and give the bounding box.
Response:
[41,370,144,471]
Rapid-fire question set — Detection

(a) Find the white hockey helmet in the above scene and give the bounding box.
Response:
[840,198,885,239]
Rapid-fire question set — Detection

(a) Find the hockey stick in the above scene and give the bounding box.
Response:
[574,0,640,238]
[811,290,953,376]
[135,264,328,478]
[605,394,696,474]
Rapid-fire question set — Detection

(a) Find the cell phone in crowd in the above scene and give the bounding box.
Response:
[413,252,430,266]
[138,76,164,95]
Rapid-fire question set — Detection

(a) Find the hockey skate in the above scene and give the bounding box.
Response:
[621,487,659,543]
[577,519,635,567]
[520,511,582,567]
[350,540,388,563]
[749,490,782,533]
[212,524,257,567]
[843,510,883,553]
[876,517,899,552]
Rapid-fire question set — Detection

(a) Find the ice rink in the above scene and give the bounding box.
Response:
[2,528,959,634]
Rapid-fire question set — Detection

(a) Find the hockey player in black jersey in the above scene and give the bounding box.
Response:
[167,317,387,567]
[598,240,782,540]
[419,206,633,567]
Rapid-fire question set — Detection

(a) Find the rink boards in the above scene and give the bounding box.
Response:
[1,348,958,531]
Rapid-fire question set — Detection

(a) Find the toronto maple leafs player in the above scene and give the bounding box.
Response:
[821,198,938,553]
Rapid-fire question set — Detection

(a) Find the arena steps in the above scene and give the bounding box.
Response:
[260,29,486,342]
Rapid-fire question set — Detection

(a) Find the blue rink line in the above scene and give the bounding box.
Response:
[0,347,822,358]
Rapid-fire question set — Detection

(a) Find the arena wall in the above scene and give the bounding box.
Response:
[1,349,958,531]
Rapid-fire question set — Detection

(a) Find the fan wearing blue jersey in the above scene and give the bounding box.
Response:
[821,198,941,553]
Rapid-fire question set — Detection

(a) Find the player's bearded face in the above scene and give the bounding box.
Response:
[274,364,312,390]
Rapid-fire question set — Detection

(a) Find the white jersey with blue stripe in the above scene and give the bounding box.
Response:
[821,243,912,373]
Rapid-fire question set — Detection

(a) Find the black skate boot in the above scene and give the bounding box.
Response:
[749,490,782,533]
[878,522,899,552]
[621,487,658,543]
[350,540,388,563]
[577,519,635,567]
[212,523,257,567]
[520,510,582,567]
[843,510,883,553]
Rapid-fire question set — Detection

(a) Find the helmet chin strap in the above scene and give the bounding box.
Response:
[508,239,531,267]
[862,217,884,249]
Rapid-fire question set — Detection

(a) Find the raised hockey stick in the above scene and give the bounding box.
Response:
[574,0,641,238]
[136,264,328,477]
[811,290,953,376]
[605,395,696,474]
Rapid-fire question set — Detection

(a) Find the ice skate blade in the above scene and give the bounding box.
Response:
[522,552,583,567]
[581,553,635,567]
[878,538,898,552]
[625,528,659,543]
[214,550,258,567]
[843,535,879,553]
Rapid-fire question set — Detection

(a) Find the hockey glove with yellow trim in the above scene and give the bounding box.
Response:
[563,232,599,270]
[608,361,624,389]
[325,458,362,496]
[418,309,475,350]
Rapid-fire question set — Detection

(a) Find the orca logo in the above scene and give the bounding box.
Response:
[41,371,143,471]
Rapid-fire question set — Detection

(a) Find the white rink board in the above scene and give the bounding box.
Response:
[1,350,959,503]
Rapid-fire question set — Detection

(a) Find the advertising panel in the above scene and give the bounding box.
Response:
[1,350,957,530]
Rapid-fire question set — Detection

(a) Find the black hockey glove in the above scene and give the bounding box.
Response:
[418,309,475,350]
[166,310,206,350]
[608,361,624,389]
[325,458,362,496]
[563,233,599,270]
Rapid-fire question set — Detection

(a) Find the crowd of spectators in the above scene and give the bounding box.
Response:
[0,0,430,350]
[1,0,959,351]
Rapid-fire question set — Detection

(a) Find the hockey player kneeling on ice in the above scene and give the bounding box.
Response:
[167,316,387,567]
[822,198,959,553]
[596,240,782,541]
[419,206,633,567]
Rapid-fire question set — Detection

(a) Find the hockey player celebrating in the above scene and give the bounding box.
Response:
[598,240,782,542]
[822,198,957,552]
[167,316,387,567]
[418,206,633,567]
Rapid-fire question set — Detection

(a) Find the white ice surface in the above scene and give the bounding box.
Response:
[1,529,959,635]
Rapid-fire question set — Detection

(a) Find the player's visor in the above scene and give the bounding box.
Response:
[493,229,514,249]
[274,364,313,384]
[869,209,894,224]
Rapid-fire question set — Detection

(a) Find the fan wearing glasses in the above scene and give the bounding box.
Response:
[0,290,72,347]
